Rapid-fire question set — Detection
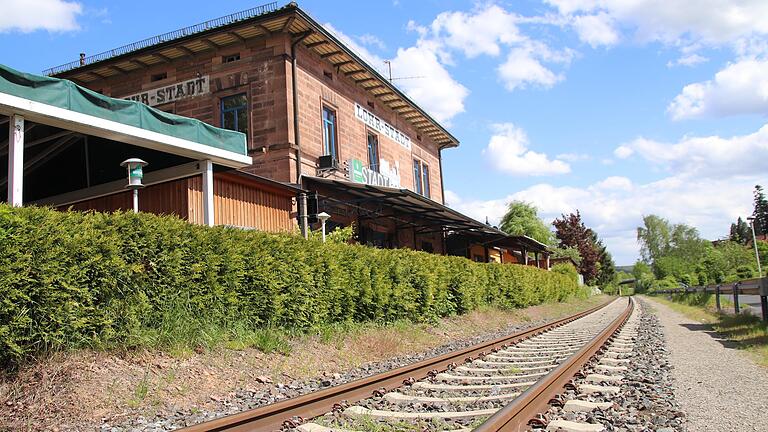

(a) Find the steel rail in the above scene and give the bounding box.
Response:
[178,298,617,432]
[474,296,634,432]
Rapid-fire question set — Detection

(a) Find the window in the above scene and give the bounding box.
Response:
[322,106,338,161]
[223,53,241,63]
[367,132,379,172]
[413,159,430,198]
[221,94,248,135]
[413,159,422,195]
[150,72,167,82]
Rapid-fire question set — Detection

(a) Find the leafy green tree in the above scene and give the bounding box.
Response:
[637,215,708,280]
[637,215,672,263]
[756,241,768,271]
[631,261,655,293]
[499,201,555,245]
[551,246,582,265]
[753,185,768,236]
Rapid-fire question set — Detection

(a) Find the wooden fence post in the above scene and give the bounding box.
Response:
[715,284,721,312]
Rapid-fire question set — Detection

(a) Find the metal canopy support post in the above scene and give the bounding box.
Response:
[523,247,528,265]
[299,192,308,239]
[546,253,550,270]
[534,252,540,268]
[202,160,214,227]
[7,114,24,206]
[733,282,740,314]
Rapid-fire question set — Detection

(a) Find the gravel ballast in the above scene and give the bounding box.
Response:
[99,316,566,431]
[538,298,683,432]
[643,296,768,432]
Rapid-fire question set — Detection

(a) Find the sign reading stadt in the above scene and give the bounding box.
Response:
[354,103,412,150]
[349,159,400,188]
[123,76,210,107]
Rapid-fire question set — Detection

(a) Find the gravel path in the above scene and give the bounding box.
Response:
[643,296,768,432]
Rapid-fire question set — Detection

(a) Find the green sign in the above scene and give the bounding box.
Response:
[347,158,399,188]
[350,159,365,183]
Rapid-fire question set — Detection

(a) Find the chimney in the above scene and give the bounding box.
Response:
[79,53,86,66]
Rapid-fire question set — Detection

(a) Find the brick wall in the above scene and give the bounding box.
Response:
[293,44,444,203]
[70,32,447,201]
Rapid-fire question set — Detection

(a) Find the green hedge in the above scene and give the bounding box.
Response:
[0,204,581,369]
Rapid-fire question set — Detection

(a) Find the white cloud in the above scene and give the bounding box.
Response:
[356,34,387,50]
[614,125,768,177]
[411,4,573,93]
[447,174,758,264]
[545,0,768,46]
[668,59,768,119]
[0,0,81,33]
[324,23,468,124]
[594,176,633,190]
[613,145,634,158]
[427,5,524,58]
[497,47,564,91]
[666,53,708,68]
[389,43,469,123]
[556,152,591,162]
[572,12,620,47]
[483,123,571,176]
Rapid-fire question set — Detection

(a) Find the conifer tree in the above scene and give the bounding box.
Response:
[753,185,768,236]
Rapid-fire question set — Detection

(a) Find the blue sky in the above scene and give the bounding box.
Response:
[3,0,768,264]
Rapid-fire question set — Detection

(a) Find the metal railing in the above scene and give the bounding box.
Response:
[655,277,768,322]
[43,2,280,76]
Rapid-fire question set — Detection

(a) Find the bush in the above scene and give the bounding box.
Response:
[0,205,581,369]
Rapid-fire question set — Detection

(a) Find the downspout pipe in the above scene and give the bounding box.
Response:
[438,145,446,205]
[291,31,312,186]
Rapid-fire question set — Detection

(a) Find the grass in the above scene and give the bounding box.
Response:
[647,293,768,366]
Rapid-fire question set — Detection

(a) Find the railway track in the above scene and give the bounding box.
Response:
[179,297,633,432]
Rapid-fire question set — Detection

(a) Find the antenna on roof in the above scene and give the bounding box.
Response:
[383,60,424,82]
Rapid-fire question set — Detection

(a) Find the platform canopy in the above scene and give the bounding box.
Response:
[0,64,251,167]
[304,176,551,256]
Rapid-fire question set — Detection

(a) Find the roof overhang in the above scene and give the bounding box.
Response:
[0,92,252,168]
[47,2,459,150]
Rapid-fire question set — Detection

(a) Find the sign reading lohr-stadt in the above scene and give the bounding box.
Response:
[123,76,210,107]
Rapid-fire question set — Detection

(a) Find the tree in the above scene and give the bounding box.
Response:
[753,185,768,236]
[637,215,708,279]
[552,211,600,284]
[729,217,751,245]
[551,246,582,265]
[500,201,555,245]
[636,215,671,263]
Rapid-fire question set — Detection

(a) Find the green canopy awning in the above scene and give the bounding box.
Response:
[0,64,247,158]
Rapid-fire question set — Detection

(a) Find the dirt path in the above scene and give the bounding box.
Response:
[642,297,768,432]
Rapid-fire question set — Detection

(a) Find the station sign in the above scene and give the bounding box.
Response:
[349,158,401,188]
[354,103,412,150]
[123,76,210,107]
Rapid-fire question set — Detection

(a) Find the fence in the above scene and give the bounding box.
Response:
[655,277,768,322]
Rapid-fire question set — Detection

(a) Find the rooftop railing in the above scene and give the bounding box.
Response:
[44,2,280,76]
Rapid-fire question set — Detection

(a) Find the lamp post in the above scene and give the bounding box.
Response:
[120,158,148,213]
[747,216,763,277]
[317,211,331,243]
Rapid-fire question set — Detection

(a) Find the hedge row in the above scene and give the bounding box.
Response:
[0,204,581,369]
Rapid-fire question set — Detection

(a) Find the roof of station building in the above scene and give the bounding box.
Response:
[45,2,460,149]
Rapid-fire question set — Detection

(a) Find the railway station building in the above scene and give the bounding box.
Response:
[5,1,551,266]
